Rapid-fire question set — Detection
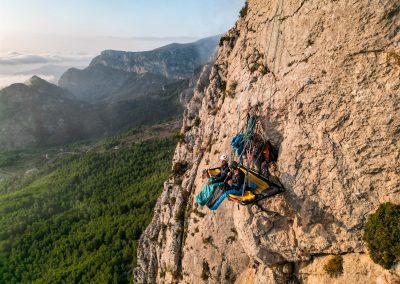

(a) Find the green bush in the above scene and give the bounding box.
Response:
[363,202,400,269]
[174,204,186,222]
[201,259,210,280]
[219,35,229,47]
[0,151,21,167]
[193,117,201,127]
[323,255,343,278]
[219,80,227,92]
[239,1,248,18]
[103,137,119,150]
[387,50,400,66]
[172,161,188,175]
[173,132,186,143]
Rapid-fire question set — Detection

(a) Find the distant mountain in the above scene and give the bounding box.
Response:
[58,64,133,102]
[0,76,105,149]
[58,64,174,102]
[59,36,219,102]
[88,36,219,79]
[0,76,185,150]
[15,65,85,83]
[0,36,218,149]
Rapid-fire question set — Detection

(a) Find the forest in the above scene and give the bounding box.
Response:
[0,135,177,283]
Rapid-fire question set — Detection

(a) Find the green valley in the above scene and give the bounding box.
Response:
[0,126,178,283]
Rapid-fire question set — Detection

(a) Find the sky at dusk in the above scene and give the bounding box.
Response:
[0,0,245,53]
[0,0,245,87]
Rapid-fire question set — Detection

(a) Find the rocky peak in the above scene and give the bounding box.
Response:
[25,75,49,86]
[59,36,219,103]
[1,76,69,100]
[89,36,220,79]
[20,75,73,100]
[134,0,400,283]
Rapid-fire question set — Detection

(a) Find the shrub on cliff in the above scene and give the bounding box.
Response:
[219,35,228,47]
[363,202,400,269]
[172,161,188,175]
[239,1,248,18]
[323,255,343,278]
[201,259,211,280]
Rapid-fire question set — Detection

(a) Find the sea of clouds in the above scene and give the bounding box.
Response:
[0,36,199,89]
[0,52,93,66]
[0,74,56,89]
[0,52,93,89]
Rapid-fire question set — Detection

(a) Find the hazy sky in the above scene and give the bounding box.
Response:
[0,0,245,53]
[0,0,245,87]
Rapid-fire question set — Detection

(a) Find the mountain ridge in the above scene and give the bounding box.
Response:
[0,75,184,150]
[59,36,219,103]
[89,35,220,79]
[0,36,219,150]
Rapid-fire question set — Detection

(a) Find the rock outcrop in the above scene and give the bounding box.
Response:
[134,0,400,283]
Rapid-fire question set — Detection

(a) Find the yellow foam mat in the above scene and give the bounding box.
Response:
[228,191,256,201]
[207,166,269,193]
[208,168,221,177]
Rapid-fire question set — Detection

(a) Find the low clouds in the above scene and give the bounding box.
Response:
[0,53,61,65]
[0,52,93,89]
[0,74,56,89]
[0,52,93,65]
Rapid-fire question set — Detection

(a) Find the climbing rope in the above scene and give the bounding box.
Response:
[242,147,252,198]
[236,104,241,133]
[230,69,254,163]
[246,0,285,143]
[271,0,284,74]
[231,0,285,170]
[264,0,285,134]
[264,0,282,67]
[243,114,257,141]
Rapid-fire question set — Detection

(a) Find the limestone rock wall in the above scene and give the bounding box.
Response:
[134,0,400,283]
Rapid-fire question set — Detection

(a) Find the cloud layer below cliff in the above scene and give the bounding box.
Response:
[0,52,93,66]
[0,74,56,89]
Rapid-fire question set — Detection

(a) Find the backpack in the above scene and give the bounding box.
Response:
[230,133,244,156]
[262,140,277,163]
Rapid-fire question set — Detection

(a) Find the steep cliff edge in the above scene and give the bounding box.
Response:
[134,0,400,283]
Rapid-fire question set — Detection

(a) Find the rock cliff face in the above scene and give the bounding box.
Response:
[134,0,400,283]
[59,36,219,103]
[89,36,219,80]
